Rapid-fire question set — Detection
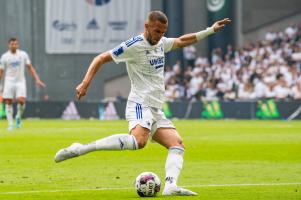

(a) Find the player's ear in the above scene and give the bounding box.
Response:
[144,22,149,30]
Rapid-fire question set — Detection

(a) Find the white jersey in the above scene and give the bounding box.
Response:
[0,49,31,83]
[109,34,175,109]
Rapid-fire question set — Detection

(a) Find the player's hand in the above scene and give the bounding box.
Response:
[76,82,88,100]
[36,79,46,88]
[212,18,231,32]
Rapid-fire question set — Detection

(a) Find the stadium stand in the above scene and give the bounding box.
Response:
[165,23,301,101]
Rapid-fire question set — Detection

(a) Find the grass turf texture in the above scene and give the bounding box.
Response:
[0,120,300,199]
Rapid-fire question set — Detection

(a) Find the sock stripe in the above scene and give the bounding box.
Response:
[169,146,184,152]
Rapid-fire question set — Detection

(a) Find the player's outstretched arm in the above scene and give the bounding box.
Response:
[172,18,231,50]
[0,69,3,80]
[0,58,4,80]
[76,51,113,100]
[26,64,46,88]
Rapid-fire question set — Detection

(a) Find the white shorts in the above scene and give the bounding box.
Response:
[125,100,175,138]
[3,81,27,99]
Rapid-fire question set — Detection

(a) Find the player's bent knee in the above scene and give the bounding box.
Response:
[165,140,184,149]
[171,137,185,148]
[179,142,185,149]
[172,136,184,148]
[173,141,184,149]
[19,101,26,105]
[17,97,26,105]
[131,125,150,149]
[179,138,185,148]
[132,134,148,149]
[5,99,13,105]
[131,133,148,149]
[137,139,147,149]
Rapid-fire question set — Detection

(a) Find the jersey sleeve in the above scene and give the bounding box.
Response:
[23,52,31,65]
[109,42,135,64]
[162,37,175,53]
[0,55,4,70]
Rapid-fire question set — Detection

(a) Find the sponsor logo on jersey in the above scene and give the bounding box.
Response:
[10,61,20,68]
[52,20,77,31]
[149,57,164,69]
[87,18,100,30]
[113,46,124,56]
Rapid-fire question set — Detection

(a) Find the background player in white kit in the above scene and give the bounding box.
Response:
[55,11,230,196]
[0,38,45,131]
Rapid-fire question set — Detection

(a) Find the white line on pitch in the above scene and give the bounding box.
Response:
[1,182,300,195]
[183,182,301,187]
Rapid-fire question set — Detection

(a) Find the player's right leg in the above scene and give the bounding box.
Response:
[3,82,15,131]
[54,125,149,163]
[54,101,151,163]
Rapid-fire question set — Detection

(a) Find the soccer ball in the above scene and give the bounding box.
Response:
[135,172,161,197]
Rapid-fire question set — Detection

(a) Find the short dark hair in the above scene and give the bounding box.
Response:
[148,11,168,24]
[8,38,18,43]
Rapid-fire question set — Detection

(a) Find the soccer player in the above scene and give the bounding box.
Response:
[0,38,45,131]
[55,11,230,196]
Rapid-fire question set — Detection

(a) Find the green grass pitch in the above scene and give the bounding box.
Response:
[0,119,301,199]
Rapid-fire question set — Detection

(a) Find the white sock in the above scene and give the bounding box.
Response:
[78,134,138,155]
[16,103,25,119]
[5,104,13,126]
[164,146,184,188]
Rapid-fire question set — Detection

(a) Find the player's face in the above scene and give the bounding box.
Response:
[145,20,167,45]
[8,40,19,53]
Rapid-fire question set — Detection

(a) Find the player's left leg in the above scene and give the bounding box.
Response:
[4,99,14,131]
[15,82,27,129]
[16,97,26,129]
[152,127,197,196]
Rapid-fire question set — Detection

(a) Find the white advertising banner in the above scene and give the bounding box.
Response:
[46,0,150,54]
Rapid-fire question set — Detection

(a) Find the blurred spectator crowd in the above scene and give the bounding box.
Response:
[164,23,301,101]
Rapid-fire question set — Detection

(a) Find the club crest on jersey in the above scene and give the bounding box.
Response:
[112,46,124,56]
[150,57,164,69]
[10,61,20,68]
